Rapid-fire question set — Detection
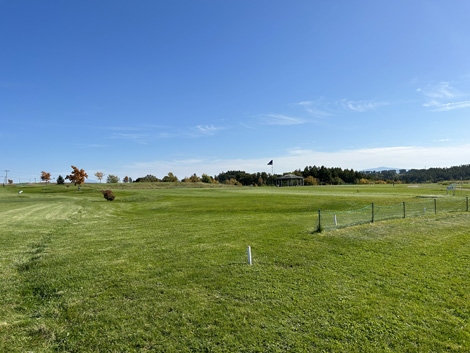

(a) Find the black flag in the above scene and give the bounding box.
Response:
[267,160,273,165]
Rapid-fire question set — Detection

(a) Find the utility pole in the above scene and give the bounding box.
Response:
[4,170,9,184]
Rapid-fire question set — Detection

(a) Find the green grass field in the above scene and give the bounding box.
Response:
[1,183,469,352]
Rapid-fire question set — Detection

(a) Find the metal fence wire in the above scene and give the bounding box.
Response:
[316,197,469,231]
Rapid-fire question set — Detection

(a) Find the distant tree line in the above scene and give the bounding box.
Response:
[298,166,366,185]
[133,168,365,186]
[46,163,464,187]
[215,171,273,186]
[6,164,470,188]
[365,164,470,183]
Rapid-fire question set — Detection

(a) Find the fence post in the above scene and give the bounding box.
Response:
[371,203,374,223]
[403,202,406,218]
[467,197,468,212]
[318,209,321,232]
[434,199,437,214]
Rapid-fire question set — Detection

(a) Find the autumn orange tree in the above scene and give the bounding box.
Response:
[41,171,51,184]
[66,165,88,186]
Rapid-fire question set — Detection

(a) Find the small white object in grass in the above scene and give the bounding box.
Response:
[18,190,23,194]
[334,214,337,226]
[424,208,426,214]
[247,246,252,265]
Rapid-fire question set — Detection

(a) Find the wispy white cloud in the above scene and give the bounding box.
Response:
[192,125,225,135]
[287,147,313,155]
[255,97,386,130]
[418,82,457,99]
[296,98,387,116]
[239,121,257,129]
[296,100,334,118]
[418,82,470,111]
[424,100,470,111]
[108,132,148,144]
[340,99,388,112]
[108,126,143,132]
[106,124,225,139]
[258,114,305,125]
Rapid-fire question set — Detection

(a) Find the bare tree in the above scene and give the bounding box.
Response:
[94,172,104,183]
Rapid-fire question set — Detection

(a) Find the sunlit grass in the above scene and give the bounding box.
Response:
[1,183,469,351]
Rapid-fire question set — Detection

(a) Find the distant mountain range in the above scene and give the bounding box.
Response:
[361,167,402,172]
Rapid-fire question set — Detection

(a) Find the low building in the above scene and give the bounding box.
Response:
[276,174,304,187]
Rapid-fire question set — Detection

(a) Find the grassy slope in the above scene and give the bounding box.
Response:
[0,184,469,352]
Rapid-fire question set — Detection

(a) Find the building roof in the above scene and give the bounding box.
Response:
[277,174,303,180]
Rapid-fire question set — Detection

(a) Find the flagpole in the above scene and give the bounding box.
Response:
[267,160,274,187]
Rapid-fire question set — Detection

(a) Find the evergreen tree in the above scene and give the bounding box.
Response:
[107,174,120,183]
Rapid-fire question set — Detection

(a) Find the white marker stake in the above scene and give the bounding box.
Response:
[247,246,252,265]
[334,214,337,226]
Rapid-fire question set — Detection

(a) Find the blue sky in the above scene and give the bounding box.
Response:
[2,0,470,182]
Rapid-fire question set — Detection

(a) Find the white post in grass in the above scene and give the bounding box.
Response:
[247,246,252,265]
[334,214,337,226]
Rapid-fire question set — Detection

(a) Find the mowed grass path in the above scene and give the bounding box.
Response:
[0,184,469,352]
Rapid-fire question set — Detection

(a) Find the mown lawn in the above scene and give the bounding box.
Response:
[0,183,469,352]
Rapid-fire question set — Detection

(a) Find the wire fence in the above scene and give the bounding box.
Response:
[316,197,469,231]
